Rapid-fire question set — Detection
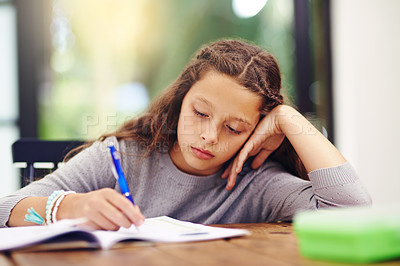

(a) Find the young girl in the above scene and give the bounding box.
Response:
[0,39,371,230]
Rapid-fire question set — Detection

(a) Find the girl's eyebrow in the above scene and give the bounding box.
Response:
[231,116,251,126]
[196,96,215,110]
[194,96,252,126]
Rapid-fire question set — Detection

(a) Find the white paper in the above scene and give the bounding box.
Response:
[0,216,249,251]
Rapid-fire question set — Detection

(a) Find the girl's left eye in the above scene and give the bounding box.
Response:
[193,109,208,118]
[226,125,241,135]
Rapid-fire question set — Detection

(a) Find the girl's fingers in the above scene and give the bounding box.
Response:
[86,208,121,231]
[79,189,145,230]
[99,200,133,229]
[226,159,238,191]
[225,123,277,190]
[221,161,233,179]
[128,205,145,227]
[104,191,145,227]
[236,130,277,171]
[251,149,271,169]
[224,115,284,191]
[81,220,100,230]
[235,141,254,173]
[226,140,256,190]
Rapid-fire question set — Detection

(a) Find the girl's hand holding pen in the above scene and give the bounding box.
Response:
[58,143,146,231]
[57,188,145,231]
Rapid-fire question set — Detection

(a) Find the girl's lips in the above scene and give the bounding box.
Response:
[191,147,215,160]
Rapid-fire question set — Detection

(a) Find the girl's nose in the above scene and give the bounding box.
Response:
[200,123,218,144]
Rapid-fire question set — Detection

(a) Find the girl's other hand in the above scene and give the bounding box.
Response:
[58,188,145,230]
[222,105,288,191]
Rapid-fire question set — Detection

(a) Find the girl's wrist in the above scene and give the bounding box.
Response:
[275,105,317,138]
[56,193,81,220]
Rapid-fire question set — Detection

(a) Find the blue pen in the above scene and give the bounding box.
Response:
[108,143,135,204]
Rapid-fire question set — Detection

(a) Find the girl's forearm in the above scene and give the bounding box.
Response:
[8,194,81,227]
[7,197,47,227]
[278,106,346,173]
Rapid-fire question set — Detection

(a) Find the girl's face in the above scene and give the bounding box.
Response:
[169,70,262,176]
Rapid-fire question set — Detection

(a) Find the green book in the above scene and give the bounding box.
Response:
[293,204,400,263]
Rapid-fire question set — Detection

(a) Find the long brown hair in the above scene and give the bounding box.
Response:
[74,39,307,180]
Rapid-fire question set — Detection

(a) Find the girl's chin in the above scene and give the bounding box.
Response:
[185,160,224,176]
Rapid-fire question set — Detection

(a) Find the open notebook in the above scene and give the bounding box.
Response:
[0,216,249,251]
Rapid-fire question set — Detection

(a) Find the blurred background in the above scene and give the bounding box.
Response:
[1,0,399,205]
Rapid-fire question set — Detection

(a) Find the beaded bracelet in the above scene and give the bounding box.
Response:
[45,190,64,225]
[51,191,76,223]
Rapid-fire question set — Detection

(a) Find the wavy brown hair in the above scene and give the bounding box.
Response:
[73,39,307,180]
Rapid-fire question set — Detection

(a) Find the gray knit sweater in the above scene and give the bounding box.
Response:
[0,137,372,227]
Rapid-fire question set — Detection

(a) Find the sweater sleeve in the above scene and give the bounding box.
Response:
[308,162,372,207]
[0,137,118,228]
[256,161,372,222]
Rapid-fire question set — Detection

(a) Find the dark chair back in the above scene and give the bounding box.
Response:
[12,139,84,187]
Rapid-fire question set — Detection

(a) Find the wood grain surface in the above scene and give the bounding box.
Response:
[5,223,400,266]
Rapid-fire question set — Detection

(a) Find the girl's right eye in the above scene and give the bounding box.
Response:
[193,109,208,118]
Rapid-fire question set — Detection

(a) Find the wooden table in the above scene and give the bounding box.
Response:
[1,223,399,266]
